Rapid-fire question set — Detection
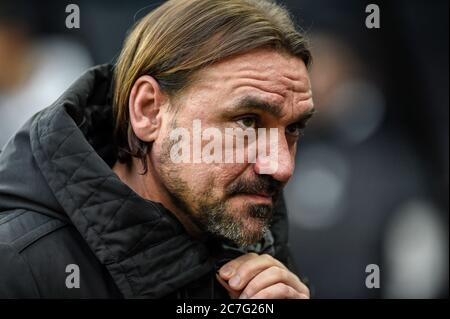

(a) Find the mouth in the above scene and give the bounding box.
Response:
[233,192,273,204]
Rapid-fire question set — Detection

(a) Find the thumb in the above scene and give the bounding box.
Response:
[216,273,241,299]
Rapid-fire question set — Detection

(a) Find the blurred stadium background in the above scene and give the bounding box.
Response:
[0,0,448,298]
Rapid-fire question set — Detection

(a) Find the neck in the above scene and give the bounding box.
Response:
[112,159,204,239]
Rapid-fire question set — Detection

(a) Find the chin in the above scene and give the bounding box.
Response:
[235,214,269,245]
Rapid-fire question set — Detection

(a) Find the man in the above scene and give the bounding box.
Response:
[0,0,314,298]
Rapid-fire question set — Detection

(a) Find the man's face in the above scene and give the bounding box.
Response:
[152,48,314,246]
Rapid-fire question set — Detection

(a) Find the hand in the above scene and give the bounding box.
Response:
[216,252,310,299]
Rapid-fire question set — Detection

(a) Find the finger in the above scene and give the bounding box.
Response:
[239,266,309,299]
[216,273,240,299]
[249,282,307,299]
[225,254,287,291]
[218,252,259,280]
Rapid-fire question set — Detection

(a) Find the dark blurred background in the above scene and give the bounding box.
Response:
[0,0,448,298]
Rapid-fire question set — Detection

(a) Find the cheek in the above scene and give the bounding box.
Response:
[182,163,213,187]
[213,163,248,187]
[152,121,250,194]
[186,162,247,195]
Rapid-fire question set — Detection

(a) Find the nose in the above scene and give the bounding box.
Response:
[253,130,294,183]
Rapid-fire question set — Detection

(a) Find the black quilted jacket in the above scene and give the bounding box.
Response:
[0,65,293,298]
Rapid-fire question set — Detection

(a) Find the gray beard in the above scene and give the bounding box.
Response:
[163,174,273,247]
[158,134,274,247]
[195,200,273,247]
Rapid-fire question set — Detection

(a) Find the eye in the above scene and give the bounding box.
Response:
[236,116,258,129]
[285,122,305,137]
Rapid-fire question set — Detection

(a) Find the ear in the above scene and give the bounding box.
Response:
[129,75,165,143]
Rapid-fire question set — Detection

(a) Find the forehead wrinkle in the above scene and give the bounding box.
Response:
[187,52,312,118]
[192,60,310,97]
[232,55,310,85]
[228,78,311,110]
[232,68,311,94]
[291,97,315,120]
[231,83,287,108]
[228,85,314,124]
[192,70,313,115]
[281,75,311,94]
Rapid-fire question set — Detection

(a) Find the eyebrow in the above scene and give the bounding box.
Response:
[226,96,316,123]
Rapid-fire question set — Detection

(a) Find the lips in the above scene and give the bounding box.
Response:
[234,192,273,204]
[226,175,282,202]
[253,192,274,198]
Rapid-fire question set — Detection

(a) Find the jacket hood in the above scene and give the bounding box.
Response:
[0,64,291,298]
[0,65,214,297]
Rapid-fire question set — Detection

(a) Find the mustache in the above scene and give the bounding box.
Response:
[226,175,283,201]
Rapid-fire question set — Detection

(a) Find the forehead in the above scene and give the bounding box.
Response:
[188,48,313,115]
